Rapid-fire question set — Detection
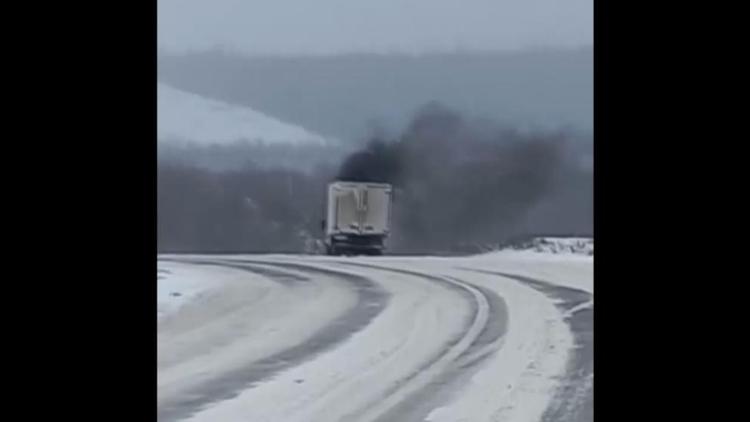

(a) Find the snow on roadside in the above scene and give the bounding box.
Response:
[467,237,593,293]
[466,253,593,294]
[504,237,593,256]
[158,260,231,321]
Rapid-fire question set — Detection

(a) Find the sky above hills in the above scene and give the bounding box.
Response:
[158,0,593,55]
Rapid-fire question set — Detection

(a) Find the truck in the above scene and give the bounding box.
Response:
[322,181,393,256]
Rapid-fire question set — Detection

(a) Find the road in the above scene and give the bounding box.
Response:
[157,252,593,422]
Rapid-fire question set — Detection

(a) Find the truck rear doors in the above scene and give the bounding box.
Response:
[328,183,391,235]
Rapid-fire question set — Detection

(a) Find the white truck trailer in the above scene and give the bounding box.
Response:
[322,181,392,255]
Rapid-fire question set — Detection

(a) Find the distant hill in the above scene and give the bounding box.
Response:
[157,48,593,142]
[158,82,333,146]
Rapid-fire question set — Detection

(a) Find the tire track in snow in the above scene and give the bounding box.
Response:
[467,269,593,422]
[158,259,390,422]
[336,262,508,422]
[176,259,311,286]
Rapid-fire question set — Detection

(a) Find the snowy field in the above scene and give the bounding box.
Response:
[157,83,334,147]
[158,239,593,422]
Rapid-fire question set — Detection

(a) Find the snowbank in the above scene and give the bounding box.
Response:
[504,236,593,256]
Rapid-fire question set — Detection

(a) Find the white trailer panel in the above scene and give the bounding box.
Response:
[324,181,392,254]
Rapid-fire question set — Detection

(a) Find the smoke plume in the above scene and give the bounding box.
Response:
[336,102,573,252]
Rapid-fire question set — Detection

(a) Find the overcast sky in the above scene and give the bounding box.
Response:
[158,0,592,55]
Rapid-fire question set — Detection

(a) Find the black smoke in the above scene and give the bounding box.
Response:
[337,141,400,183]
[336,102,586,253]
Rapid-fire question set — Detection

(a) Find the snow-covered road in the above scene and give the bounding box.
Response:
[157,251,593,422]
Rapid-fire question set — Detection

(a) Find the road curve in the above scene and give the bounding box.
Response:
[157,254,593,422]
